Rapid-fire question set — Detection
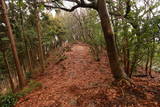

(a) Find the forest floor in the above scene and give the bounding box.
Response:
[15,43,160,107]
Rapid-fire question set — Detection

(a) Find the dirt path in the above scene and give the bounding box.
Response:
[16,43,111,107]
[15,43,160,107]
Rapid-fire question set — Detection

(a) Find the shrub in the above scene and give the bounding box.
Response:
[0,93,17,107]
[0,80,42,107]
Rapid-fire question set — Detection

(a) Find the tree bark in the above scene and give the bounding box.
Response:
[0,0,25,88]
[149,48,154,78]
[145,48,150,75]
[20,7,33,73]
[97,0,127,80]
[34,1,45,72]
[3,52,15,92]
[123,27,130,76]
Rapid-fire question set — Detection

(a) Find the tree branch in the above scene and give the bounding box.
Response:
[65,0,80,4]
[124,0,131,18]
[45,4,80,12]
[44,0,96,12]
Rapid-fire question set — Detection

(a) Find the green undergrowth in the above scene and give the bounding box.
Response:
[0,80,42,107]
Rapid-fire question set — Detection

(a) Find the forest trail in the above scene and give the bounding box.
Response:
[15,43,112,107]
[15,43,160,107]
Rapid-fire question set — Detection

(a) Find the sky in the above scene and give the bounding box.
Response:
[49,0,160,16]
[49,1,73,16]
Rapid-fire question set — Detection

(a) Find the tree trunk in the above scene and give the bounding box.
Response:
[126,49,130,75]
[149,49,154,78]
[20,7,33,73]
[0,0,25,88]
[145,48,150,75]
[129,38,140,78]
[2,52,15,92]
[97,0,127,80]
[34,1,45,72]
[123,30,130,76]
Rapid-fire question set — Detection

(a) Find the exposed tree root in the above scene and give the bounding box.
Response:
[113,77,136,88]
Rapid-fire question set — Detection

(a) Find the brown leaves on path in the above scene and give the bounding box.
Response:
[15,43,160,107]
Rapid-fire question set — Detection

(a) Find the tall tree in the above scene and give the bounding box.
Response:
[18,0,33,73]
[34,0,45,72]
[0,39,15,92]
[0,0,25,88]
[44,0,128,81]
[97,0,128,80]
